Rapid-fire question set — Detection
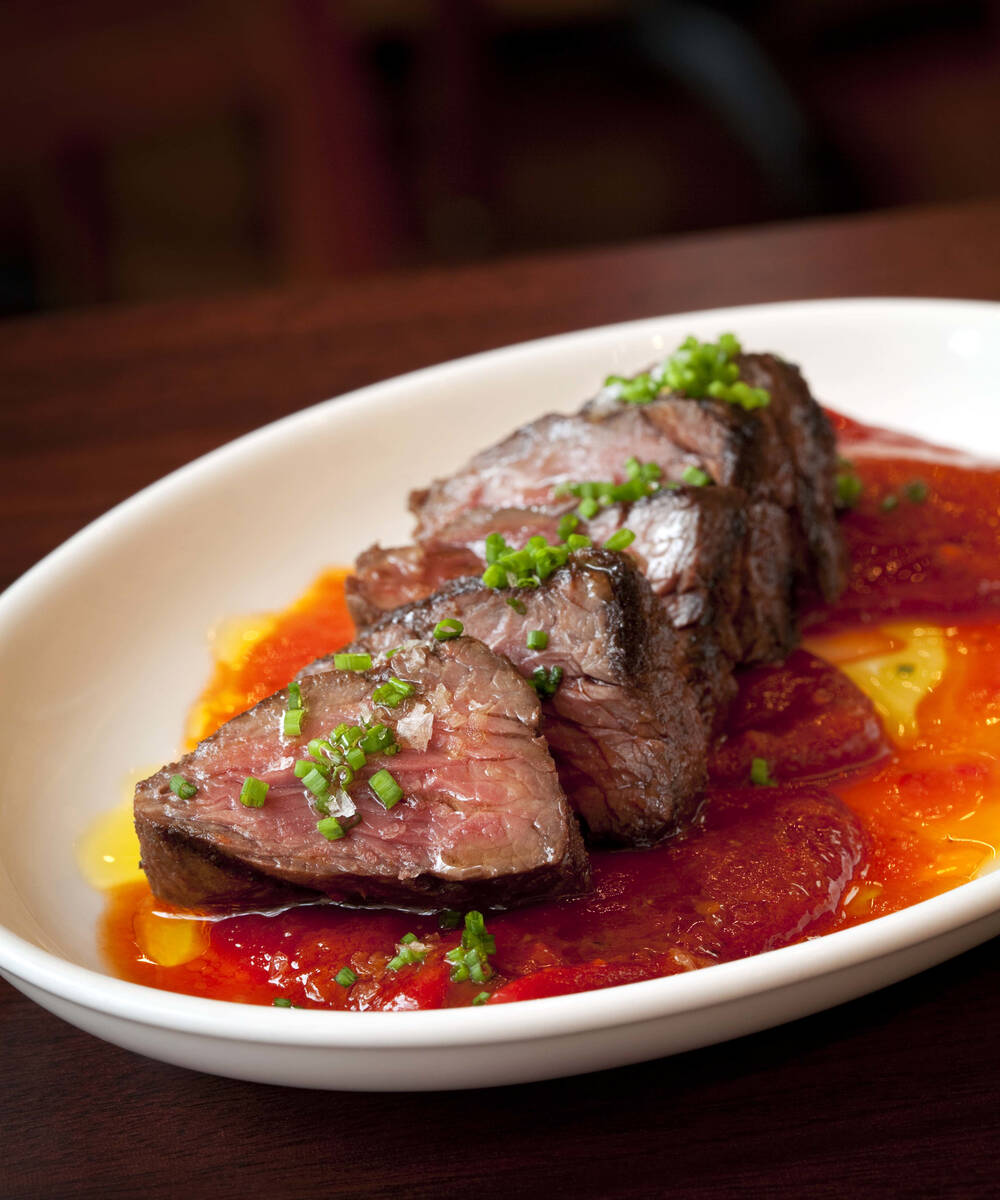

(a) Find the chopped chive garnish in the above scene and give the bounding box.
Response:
[360,722,398,755]
[565,533,592,551]
[605,334,769,410]
[169,774,197,800]
[897,662,915,675]
[530,665,564,698]
[681,465,712,487]
[505,596,527,615]
[526,629,549,651]
[282,707,304,737]
[370,768,403,809]
[603,528,636,552]
[282,681,306,737]
[335,967,357,987]
[880,494,900,512]
[904,479,929,504]
[472,991,491,1006]
[387,935,428,971]
[345,745,367,771]
[557,512,579,540]
[835,470,859,508]
[603,371,663,405]
[433,618,464,641]
[438,909,462,930]
[750,757,776,787]
[556,457,662,519]
[272,997,294,1007]
[372,676,416,708]
[445,911,496,983]
[301,767,331,798]
[317,816,346,840]
[239,776,269,807]
[333,652,372,672]
[483,563,509,589]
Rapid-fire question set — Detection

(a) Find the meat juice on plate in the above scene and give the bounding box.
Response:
[83,432,1000,1009]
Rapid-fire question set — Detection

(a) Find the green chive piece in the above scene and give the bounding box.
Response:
[272,997,294,1007]
[530,665,564,698]
[282,707,305,737]
[897,662,915,675]
[317,816,346,840]
[438,909,462,930]
[557,512,579,540]
[681,465,711,487]
[239,776,269,807]
[526,629,549,651]
[603,528,636,552]
[433,617,464,641]
[880,494,900,512]
[169,774,197,800]
[904,479,929,504]
[750,757,776,787]
[445,911,496,983]
[372,676,416,708]
[301,767,330,799]
[835,459,863,509]
[333,652,372,672]
[370,768,403,809]
[335,967,357,987]
[287,681,303,710]
[505,596,527,614]
[345,745,367,771]
[607,335,768,409]
[400,932,417,945]
[565,533,592,551]
[472,991,491,1006]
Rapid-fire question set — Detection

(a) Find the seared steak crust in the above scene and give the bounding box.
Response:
[136,637,588,911]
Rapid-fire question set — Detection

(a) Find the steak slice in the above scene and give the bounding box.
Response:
[354,548,712,845]
[347,541,482,628]
[135,637,589,912]
[350,487,796,665]
[409,350,844,602]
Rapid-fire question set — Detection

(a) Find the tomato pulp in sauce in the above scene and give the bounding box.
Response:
[99,432,1000,1009]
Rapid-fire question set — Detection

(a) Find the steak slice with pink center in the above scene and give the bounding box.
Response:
[135,637,588,912]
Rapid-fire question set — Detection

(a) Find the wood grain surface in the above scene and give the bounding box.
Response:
[3,199,1000,1199]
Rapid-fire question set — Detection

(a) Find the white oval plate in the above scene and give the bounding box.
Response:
[2,297,999,1091]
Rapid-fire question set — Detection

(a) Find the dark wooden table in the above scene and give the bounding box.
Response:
[3,200,1000,1199]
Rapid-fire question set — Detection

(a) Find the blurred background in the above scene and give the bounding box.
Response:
[2,0,999,319]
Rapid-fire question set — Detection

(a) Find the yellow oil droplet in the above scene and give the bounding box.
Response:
[806,622,947,744]
[184,612,277,747]
[76,765,159,890]
[134,903,210,967]
[843,881,884,917]
[210,612,277,663]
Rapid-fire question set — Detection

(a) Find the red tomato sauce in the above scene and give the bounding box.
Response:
[100,431,1000,1009]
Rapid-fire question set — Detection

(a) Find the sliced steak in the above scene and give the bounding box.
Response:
[410,350,844,602]
[135,637,589,912]
[737,352,845,601]
[354,548,712,845]
[352,487,796,665]
[347,541,482,628]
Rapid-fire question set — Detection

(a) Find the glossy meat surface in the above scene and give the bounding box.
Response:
[135,637,588,911]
